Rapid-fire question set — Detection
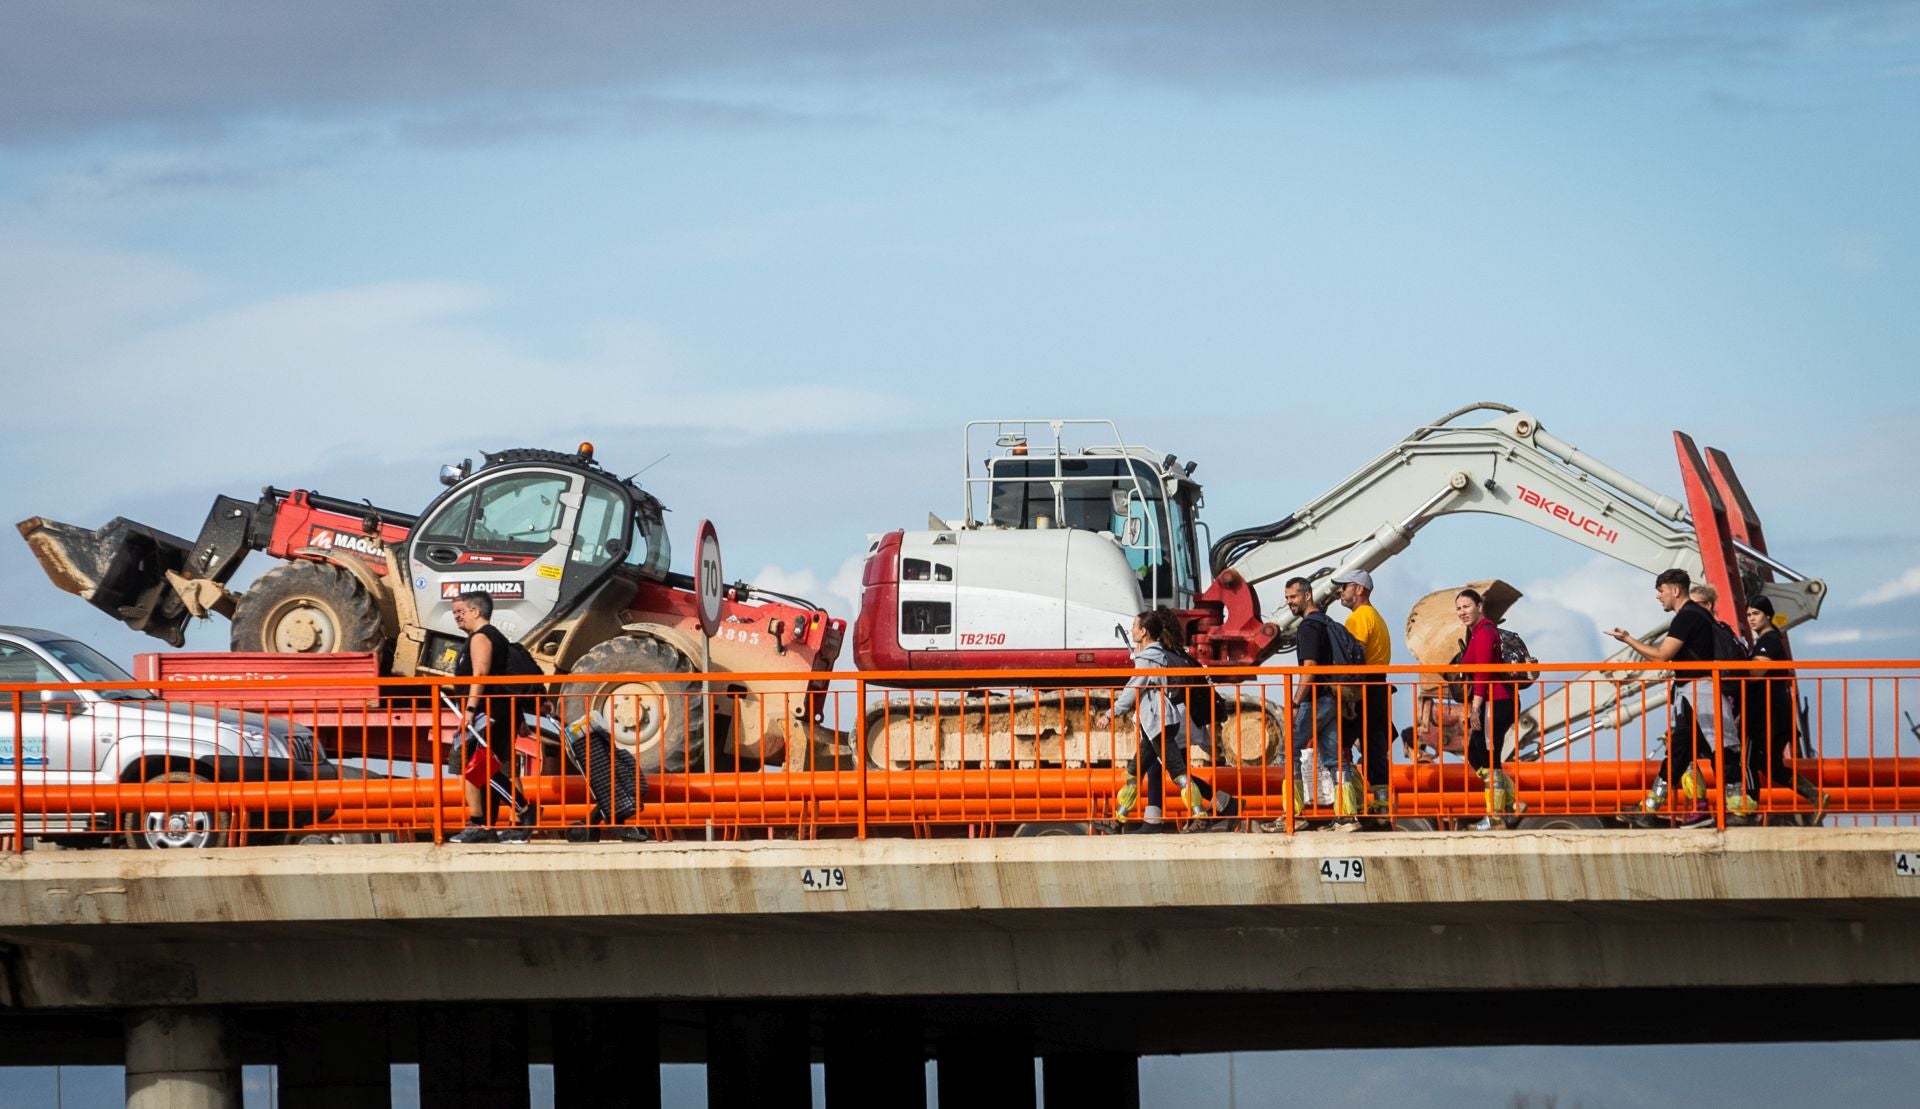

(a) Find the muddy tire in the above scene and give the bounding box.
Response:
[124,768,231,849]
[565,636,706,772]
[232,562,386,655]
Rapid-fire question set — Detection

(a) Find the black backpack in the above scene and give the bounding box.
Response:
[1710,619,1750,663]
[498,640,547,697]
[1169,647,1230,731]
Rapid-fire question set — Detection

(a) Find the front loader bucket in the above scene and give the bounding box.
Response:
[16,516,197,646]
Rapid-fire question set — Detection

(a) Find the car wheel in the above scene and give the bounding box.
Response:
[124,769,232,849]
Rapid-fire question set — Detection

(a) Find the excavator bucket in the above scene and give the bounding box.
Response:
[16,515,198,646]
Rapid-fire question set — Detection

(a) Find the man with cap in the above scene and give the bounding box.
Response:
[1333,569,1394,819]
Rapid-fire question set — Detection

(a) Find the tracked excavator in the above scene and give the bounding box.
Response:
[852,404,1824,769]
[20,444,844,771]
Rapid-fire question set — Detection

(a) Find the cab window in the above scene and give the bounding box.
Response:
[572,483,629,567]
[470,475,570,549]
[420,491,475,544]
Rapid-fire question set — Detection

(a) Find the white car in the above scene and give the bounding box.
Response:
[0,625,333,848]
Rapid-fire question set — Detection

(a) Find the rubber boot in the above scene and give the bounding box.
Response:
[1678,766,1714,825]
[1333,769,1364,820]
[1364,784,1391,830]
[1176,775,1208,818]
[1469,769,1517,831]
[1793,774,1830,825]
[1630,775,1671,827]
[1724,782,1759,825]
[1107,774,1139,833]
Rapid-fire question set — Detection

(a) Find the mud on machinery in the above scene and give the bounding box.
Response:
[851,403,1826,770]
[19,444,845,771]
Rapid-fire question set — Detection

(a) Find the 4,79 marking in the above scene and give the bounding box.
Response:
[801,867,848,892]
[1319,857,1365,883]
[1896,852,1918,878]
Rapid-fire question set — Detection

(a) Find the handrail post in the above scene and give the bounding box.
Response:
[1280,672,1296,834]
[431,683,445,844]
[11,691,24,854]
[854,678,869,840]
[1710,665,1727,830]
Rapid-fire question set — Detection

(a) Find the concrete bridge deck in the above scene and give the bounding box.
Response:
[3,827,1917,1012]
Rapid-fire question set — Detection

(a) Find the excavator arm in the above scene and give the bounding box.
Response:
[1198,402,1826,755]
[1208,402,1825,641]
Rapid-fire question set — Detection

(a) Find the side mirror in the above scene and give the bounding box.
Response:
[1122,516,1144,546]
[40,689,87,708]
[438,464,464,487]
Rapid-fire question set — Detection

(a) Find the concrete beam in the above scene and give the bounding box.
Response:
[1,829,1916,1011]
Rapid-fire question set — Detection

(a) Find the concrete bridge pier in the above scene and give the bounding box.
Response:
[1043,1051,1141,1109]
[417,1004,528,1109]
[937,1033,1037,1108]
[125,1008,241,1109]
[705,1003,810,1109]
[551,1002,660,1109]
[824,1005,926,1108]
[277,1006,391,1109]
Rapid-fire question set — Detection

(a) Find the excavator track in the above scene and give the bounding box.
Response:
[861,690,1280,770]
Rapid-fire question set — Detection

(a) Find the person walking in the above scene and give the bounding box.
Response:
[448,590,533,844]
[1269,576,1354,827]
[1096,608,1225,832]
[1744,596,1829,823]
[1456,588,1520,830]
[1332,569,1394,820]
[1609,568,1718,825]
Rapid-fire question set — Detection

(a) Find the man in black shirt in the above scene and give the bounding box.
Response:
[1609,568,1719,825]
[449,590,532,843]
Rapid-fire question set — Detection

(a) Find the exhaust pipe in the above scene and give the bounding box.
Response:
[17,516,199,646]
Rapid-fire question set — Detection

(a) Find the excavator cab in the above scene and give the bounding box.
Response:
[973,420,1204,610]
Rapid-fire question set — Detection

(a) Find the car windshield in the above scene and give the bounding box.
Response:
[39,639,156,699]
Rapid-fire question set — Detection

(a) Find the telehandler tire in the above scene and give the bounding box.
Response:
[565,635,707,773]
[231,562,386,655]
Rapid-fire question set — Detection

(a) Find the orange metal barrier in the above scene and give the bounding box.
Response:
[5,659,1918,850]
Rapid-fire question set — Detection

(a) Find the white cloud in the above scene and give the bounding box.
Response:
[747,554,867,630]
[1798,626,1908,647]
[1,262,908,495]
[1857,566,1920,606]
[1511,555,1662,654]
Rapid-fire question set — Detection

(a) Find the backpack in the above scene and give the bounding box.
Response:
[1446,622,1540,696]
[1710,619,1750,663]
[1168,647,1229,732]
[1304,612,1368,718]
[497,640,548,704]
[1495,627,1540,689]
[1305,612,1368,668]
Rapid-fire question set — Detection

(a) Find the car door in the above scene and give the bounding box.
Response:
[0,641,95,784]
[408,465,585,658]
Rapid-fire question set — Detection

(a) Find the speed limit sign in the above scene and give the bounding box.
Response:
[695,519,723,638]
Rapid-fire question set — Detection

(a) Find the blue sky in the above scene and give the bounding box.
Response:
[1,6,1918,1102]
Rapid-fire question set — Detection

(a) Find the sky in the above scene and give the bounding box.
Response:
[1,2,1918,1103]
[3,0,1918,679]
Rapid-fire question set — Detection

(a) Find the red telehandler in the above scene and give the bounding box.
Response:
[20,443,844,770]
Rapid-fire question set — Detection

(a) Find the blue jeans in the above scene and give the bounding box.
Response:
[1292,689,1346,770]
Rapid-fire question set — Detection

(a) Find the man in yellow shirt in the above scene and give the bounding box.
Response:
[1332,569,1393,817]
